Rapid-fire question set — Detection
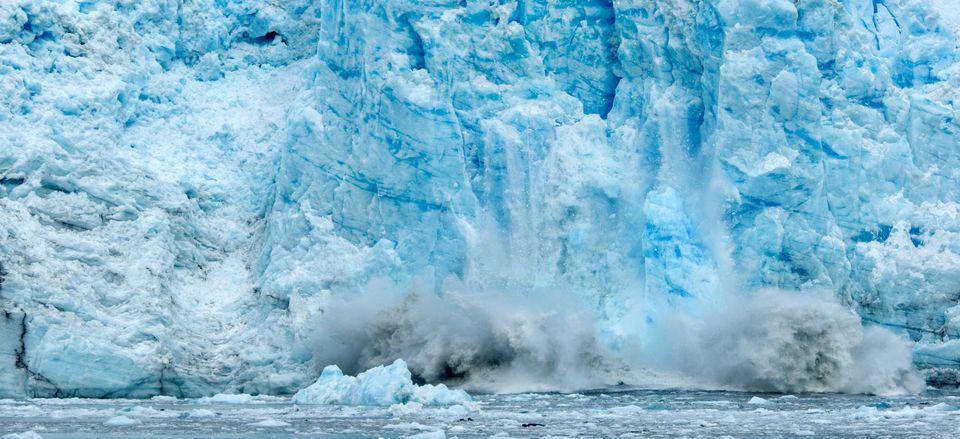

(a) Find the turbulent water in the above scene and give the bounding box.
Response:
[4,390,960,438]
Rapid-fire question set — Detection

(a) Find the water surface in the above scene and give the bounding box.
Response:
[3,389,960,437]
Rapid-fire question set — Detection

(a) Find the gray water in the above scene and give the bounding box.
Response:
[3,388,960,438]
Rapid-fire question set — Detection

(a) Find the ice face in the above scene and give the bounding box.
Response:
[0,0,323,397]
[1,0,960,397]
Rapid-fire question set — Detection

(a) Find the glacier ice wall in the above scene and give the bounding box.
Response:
[0,0,324,397]
[1,0,960,397]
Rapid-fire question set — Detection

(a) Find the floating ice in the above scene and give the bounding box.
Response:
[248,419,290,427]
[4,390,960,437]
[405,431,446,439]
[293,360,471,406]
[1,432,43,439]
[103,415,140,426]
[186,408,217,418]
[196,394,257,405]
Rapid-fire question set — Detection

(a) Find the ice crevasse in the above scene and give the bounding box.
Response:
[1,0,960,397]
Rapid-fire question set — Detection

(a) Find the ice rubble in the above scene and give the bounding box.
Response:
[292,359,471,406]
[1,0,960,397]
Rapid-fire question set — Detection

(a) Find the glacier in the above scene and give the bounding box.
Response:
[1,0,960,398]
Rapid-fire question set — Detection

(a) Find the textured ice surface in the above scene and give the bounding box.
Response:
[0,0,321,397]
[2,0,960,397]
[292,360,471,406]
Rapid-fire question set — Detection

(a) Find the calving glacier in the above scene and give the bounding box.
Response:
[0,0,958,399]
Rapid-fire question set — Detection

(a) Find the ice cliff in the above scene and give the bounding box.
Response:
[1,0,959,397]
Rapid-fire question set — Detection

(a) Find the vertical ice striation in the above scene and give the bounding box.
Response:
[265,0,960,389]
[1,0,960,396]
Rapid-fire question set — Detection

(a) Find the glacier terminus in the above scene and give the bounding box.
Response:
[2,0,960,406]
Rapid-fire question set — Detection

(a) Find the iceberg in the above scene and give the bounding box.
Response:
[0,0,959,397]
[292,359,471,406]
[1,433,43,439]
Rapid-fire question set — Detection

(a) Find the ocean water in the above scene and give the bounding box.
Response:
[3,388,960,438]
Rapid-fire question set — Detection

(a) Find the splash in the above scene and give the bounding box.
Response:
[307,184,921,395]
[310,279,620,393]
[308,278,922,395]
[647,289,924,395]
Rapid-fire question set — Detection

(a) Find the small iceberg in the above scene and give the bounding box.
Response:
[103,415,141,426]
[248,419,290,427]
[293,359,471,406]
[2,432,43,439]
[196,393,257,404]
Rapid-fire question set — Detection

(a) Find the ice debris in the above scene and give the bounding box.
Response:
[405,431,447,439]
[292,359,471,406]
[103,415,141,426]
[1,433,43,439]
[196,394,257,404]
[248,419,290,427]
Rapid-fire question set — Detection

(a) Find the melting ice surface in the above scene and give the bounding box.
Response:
[3,0,960,406]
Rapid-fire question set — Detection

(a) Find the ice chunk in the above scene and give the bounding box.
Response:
[186,409,217,418]
[248,419,290,427]
[196,394,257,404]
[293,360,471,406]
[1,432,43,439]
[103,415,141,426]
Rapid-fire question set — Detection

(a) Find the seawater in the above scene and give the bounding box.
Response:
[2,389,960,438]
